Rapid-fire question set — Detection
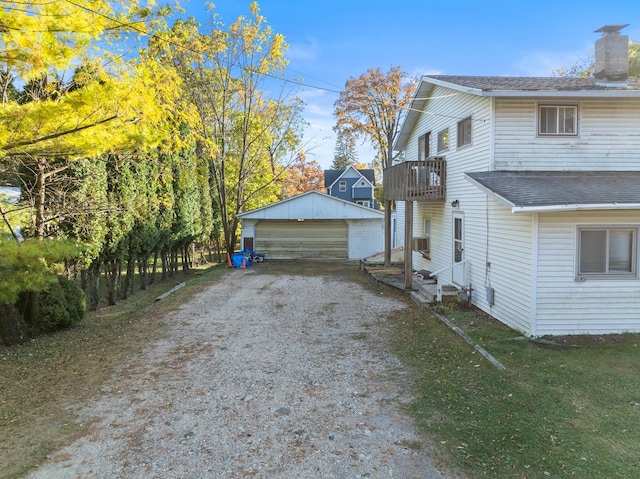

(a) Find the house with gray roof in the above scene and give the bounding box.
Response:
[384,25,640,336]
[324,166,377,208]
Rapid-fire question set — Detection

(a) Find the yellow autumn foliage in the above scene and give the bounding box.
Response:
[0,0,179,159]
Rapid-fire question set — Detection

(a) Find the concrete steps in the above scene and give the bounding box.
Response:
[413,279,459,304]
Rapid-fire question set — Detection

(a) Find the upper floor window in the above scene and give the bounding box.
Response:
[457,116,472,147]
[356,200,371,208]
[339,181,347,192]
[418,132,431,160]
[578,227,637,279]
[437,128,449,152]
[539,105,578,136]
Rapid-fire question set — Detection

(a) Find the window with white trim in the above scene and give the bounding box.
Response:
[339,181,346,192]
[538,105,578,136]
[356,200,370,208]
[577,227,637,278]
[437,128,449,152]
[457,116,472,147]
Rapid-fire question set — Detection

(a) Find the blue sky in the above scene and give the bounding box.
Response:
[180,1,640,169]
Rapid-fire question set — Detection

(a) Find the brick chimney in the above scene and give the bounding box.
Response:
[594,24,630,86]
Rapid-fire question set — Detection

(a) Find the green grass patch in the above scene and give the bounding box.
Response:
[391,303,640,478]
[0,263,226,479]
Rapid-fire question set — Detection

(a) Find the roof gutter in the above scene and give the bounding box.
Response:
[423,77,640,98]
[511,203,640,213]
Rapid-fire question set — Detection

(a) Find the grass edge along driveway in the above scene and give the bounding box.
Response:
[391,302,640,479]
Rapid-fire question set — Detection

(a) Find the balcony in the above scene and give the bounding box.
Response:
[383,158,446,202]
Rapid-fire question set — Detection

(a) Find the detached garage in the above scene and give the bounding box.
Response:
[238,191,384,260]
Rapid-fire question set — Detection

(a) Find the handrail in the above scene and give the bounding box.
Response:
[428,259,470,303]
[428,258,470,278]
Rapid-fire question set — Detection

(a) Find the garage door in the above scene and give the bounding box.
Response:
[256,220,348,259]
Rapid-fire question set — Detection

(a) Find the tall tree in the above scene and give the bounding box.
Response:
[331,133,358,170]
[333,66,417,174]
[153,4,302,255]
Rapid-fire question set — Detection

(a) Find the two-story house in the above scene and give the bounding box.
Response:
[384,25,640,337]
[324,166,377,208]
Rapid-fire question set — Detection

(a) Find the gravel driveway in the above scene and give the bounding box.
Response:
[27,264,446,478]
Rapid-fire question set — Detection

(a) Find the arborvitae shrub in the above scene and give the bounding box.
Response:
[38,276,86,332]
[0,303,30,345]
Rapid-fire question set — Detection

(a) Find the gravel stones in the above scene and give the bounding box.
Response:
[27,267,446,479]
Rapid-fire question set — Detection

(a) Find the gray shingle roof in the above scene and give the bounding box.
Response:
[324,169,375,188]
[427,75,640,93]
[465,171,640,211]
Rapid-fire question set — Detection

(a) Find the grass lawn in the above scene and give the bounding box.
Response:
[0,264,226,479]
[391,301,640,478]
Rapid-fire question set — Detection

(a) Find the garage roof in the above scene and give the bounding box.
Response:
[237,191,384,220]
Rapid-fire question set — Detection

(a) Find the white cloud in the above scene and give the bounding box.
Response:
[514,44,593,77]
[409,66,444,78]
[286,37,320,62]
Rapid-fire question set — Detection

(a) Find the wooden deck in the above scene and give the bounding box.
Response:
[383,159,447,202]
[362,263,458,303]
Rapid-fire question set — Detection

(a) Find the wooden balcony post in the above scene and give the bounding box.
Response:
[404,200,413,289]
[384,200,392,267]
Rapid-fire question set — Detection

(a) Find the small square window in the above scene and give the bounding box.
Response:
[437,129,449,152]
[339,181,346,192]
[457,116,472,147]
[578,227,637,278]
[539,105,578,136]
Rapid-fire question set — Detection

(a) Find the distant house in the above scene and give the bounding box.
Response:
[238,190,384,260]
[384,25,640,337]
[324,166,377,208]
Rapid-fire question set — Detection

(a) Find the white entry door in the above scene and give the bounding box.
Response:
[452,213,465,286]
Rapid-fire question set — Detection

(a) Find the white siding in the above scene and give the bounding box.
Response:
[395,81,640,337]
[347,219,384,259]
[494,98,640,170]
[536,210,640,335]
[396,86,535,335]
[480,201,533,336]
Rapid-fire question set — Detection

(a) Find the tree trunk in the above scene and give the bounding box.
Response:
[22,291,40,332]
[85,260,101,311]
[182,244,190,272]
[150,251,159,285]
[161,250,168,280]
[104,258,121,306]
[34,159,47,239]
[139,255,148,291]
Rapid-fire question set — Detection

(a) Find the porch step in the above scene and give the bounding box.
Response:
[415,281,459,304]
[410,290,430,307]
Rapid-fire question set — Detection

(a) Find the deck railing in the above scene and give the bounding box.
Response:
[383,158,446,202]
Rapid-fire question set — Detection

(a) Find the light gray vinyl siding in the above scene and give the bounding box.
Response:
[494,98,640,170]
[397,86,534,335]
[469,198,533,336]
[536,211,640,335]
